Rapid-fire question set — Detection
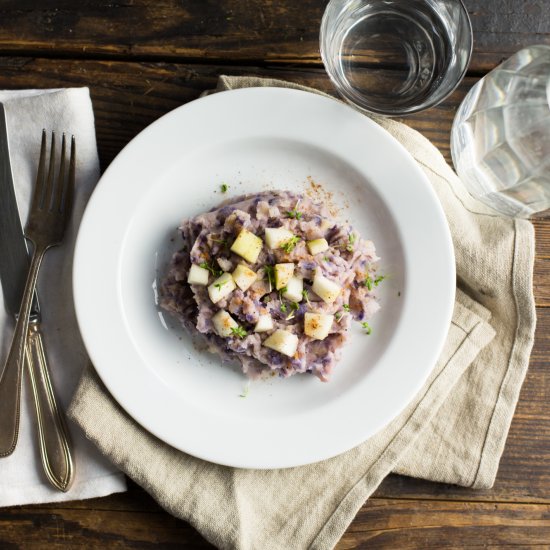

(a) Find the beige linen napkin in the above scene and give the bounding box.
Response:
[69,76,536,550]
[0,88,126,506]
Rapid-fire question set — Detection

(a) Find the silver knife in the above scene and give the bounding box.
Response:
[0,104,74,491]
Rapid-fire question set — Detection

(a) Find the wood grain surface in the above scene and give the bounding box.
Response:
[0,0,548,72]
[0,1,549,547]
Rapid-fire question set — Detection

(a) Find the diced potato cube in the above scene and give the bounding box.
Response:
[304,312,334,340]
[212,310,238,338]
[264,227,295,250]
[307,238,329,256]
[230,229,263,264]
[232,263,257,292]
[283,276,303,302]
[187,264,210,286]
[208,272,236,303]
[275,263,294,290]
[216,257,233,272]
[312,270,341,304]
[254,314,274,333]
[263,329,299,357]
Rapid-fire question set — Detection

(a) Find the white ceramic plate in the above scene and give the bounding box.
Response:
[74,88,455,469]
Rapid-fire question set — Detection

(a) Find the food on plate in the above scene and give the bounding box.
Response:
[160,191,382,381]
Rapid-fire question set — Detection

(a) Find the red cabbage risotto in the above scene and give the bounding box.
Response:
[160,191,382,381]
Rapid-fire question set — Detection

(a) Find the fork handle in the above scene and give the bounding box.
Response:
[0,244,46,456]
[26,321,74,491]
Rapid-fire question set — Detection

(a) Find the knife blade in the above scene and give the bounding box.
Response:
[0,105,39,318]
[0,103,74,490]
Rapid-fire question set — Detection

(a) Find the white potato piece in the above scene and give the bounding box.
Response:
[283,276,303,302]
[275,263,294,290]
[230,229,263,264]
[212,310,238,337]
[232,263,257,292]
[263,329,299,357]
[208,272,236,303]
[304,312,334,340]
[307,238,329,256]
[187,264,210,286]
[312,270,341,304]
[264,227,295,250]
[254,314,274,333]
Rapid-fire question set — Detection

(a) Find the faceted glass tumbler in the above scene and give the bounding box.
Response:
[451,45,550,218]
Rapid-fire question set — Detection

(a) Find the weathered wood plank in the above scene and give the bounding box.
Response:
[1,498,548,548]
[336,499,550,549]
[0,505,216,548]
[0,1,547,72]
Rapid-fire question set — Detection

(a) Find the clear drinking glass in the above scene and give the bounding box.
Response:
[320,0,473,116]
[451,45,550,218]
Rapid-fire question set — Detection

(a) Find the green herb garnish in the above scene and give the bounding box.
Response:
[324,256,330,262]
[214,281,226,291]
[302,289,311,306]
[264,265,275,292]
[343,304,350,312]
[364,276,373,291]
[346,233,356,252]
[220,183,229,193]
[280,302,288,313]
[239,384,250,398]
[285,301,300,320]
[374,275,386,286]
[361,321,372,335]
[335,312,344,322]
[200,261,223,278]
[211,237,228,246]
[231,326,247,339]
[287,208,303,220]
[281,236,300,253]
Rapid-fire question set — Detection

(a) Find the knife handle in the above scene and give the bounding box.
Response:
[26,322,74,492]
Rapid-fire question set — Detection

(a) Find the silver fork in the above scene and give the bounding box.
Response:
[0,131,75,457]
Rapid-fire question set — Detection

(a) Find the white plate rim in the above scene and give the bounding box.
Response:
[73,87,456,469]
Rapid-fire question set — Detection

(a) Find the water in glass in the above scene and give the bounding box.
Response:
[451,45,550,218]
[320,0,472,115]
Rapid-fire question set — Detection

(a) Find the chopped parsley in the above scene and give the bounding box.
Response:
[220,183,229,193]
[343,304,350,312]
[361,321,372,335]
[365,274,385,291]
[285,301,300,320]
[264,265,276,292]
[346,233,356,252]
[214,281,227,291]
[200,261,223,278]
[231,326,247,339]
[364,276,373,291]
[286,208,303,220]
[279,287,289,313]
[335,312,344,322]
[324,256,330,262]
[281,235,300,253]
[302,289,311,306]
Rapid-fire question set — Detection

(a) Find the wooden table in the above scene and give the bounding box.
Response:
[1,1,549,547]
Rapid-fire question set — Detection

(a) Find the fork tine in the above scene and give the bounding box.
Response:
[62,136,76,221]
[53,133,66,213]
[44,132,56,211]
[31,130,47,210]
